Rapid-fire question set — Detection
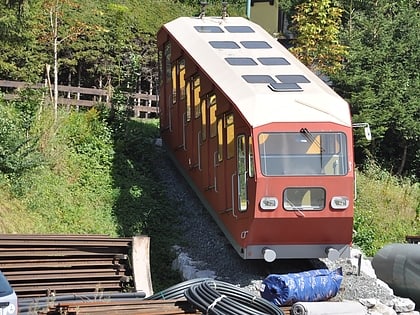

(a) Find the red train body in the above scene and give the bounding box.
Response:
[157,16,355,261]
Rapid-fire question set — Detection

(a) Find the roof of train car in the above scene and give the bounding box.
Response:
[161,16,352,128]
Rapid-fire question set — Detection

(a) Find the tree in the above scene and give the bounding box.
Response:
[0,1,47,81]
[289,0,348,75]
[40,0,96,120]
[332,0,420,177]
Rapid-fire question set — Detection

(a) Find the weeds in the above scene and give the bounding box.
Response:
[354,161,420,256]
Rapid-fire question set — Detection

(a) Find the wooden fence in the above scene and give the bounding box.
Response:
[0,80,159,117]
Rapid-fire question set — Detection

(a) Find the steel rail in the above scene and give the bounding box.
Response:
[35,300,201,315]
[0,257,124,268]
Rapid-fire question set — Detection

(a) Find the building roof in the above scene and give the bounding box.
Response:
[162,16,352,128]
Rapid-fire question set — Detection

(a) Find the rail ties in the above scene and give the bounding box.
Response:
[0,234,134,298]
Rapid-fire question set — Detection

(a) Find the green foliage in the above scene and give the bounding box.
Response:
[0,1,47,81]
[332,0,420,177]
[0,186,42,233]
[278,0,296,12]
[11,107,118,234]
[290,0,348,75]
[353,208,377,256]
[10,89,45,133]
[174,0,246,16]
[0,0,246,87]
[0,94,43,175]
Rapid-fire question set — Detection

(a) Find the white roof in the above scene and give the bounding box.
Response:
[162,16,351,128]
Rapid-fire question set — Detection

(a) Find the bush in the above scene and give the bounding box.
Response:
[0,92,43,175]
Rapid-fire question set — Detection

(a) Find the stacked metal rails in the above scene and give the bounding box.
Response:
[0,234,134,298]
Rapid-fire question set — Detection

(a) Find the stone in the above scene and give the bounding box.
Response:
[392,297,416,313]
[368,301,397,315]
[360,298,380,308]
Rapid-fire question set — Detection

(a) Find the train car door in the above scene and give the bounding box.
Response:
[209,97,219,194]
[214,116,228,214]
[215,114,251,247]
[215,113,236,217]
[232,127,253,228]
[229,127,253,249]
[199,97,209,190]
[200,94,218,193]
[235,132,252,219]
[185,77,193,160]
[186,75,203,187]
[176,59,186,153]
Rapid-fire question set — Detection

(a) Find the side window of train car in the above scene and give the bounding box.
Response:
[201,98,207,141]
[237,134,248,211]
[217,118,223,162]
[226,113,234,159]
[216,113,234,162]
[193,75,201,118]
[186,78,191,122]
[203,93,217,142]
[209,94,217,138]
[248,136,254,177]
[171,63,177,104]
[178,59,186,101]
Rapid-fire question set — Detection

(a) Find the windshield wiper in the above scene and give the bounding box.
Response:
[299,128,325,153]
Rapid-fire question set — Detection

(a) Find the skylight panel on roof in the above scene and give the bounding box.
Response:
[269,83,303,92]
[275,75,310,83]
[225,26,255,33]
[209,41,240,49]
[242,75,276,84]
[241,41,272,49]
[258,57,290,65]
[225,57,257,66]
[194,26,224,33]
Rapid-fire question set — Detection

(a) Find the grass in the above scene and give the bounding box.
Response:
[0,186,41,233]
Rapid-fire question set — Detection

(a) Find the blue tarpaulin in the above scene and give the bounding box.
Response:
[260,268,343,306]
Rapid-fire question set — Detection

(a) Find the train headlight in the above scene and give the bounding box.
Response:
[331,196,349,209]
[260,197,278,210]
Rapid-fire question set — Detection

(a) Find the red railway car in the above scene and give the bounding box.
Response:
[157,15,355,262]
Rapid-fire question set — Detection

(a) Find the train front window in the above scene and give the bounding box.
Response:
[258,132,348,176]
[284,187,325,211]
